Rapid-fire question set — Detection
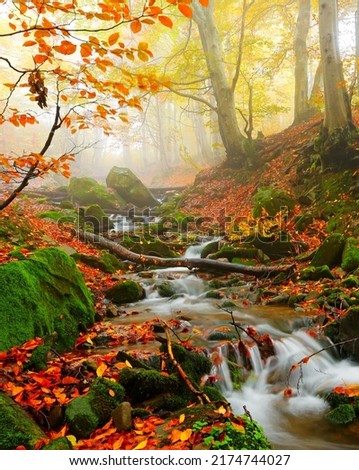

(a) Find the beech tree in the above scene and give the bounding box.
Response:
[0,0,209,210]
[293,0,312,124]
[317,0,357,169]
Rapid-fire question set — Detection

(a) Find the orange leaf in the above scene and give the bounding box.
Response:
[131,20,142,33]
[108,389,115,397]
[80,43,92,58]
[302,356,310,364]
[133,439,147,450]
[179,413,185,424]
[199,0,209,5]
[283,387,293,398]
[158,15,173,28]
[33,54,48,64]
[108,32,120,46]
[62,376,79,385]
[178,3,193,18]
[54,40,77,55]
[23,40,37,47]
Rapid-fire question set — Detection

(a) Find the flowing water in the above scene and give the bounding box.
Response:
[111,241,359,450]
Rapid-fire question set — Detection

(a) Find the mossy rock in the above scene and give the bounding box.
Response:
[300,265,334,281]
[200,240,222,259]
[37,210,76,224]
[131,239,178,258]
[65,396,99,439]
[334,308,359,360]
[311,233,345,268]
[106,167,159,208]
[0,391,47,449]
[72,252,125,273]
[294,213,314,232]
[251,236,296,260]
[119,368,180,403]
[0,248,94,352]
[42,437,73,450]
[161,343,212,386]
[208,245,263,262]
[157,281,176,298]
[59,200,74,209]
[341,237,359,272]
[68,177,122,209]
[105,280,145,304]
[252,186,294,218]
[340,275,359,288]
[89,377,125,425]
[325,404,356,424]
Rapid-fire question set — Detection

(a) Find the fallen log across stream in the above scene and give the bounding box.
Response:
[79,231,296,278]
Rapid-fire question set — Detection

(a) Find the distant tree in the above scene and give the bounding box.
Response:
[317,0,357,169]
[293,0,312,124]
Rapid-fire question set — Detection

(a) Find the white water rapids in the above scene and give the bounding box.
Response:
[114,240,359,449]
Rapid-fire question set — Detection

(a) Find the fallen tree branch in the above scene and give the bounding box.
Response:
[79,231,295,277]
[161,324,211,405]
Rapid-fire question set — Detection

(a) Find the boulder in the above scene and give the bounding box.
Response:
[72,252,125,273]
[0,248,95,352]
[65,378,125,439]
[341,237,359,272]
[311,233,345,268]
[68,177,123,209]
[106,167,159,208]
[252,186,295,218]
[0,391,47,449]
[300,265,335,281]
[105,280,145,305]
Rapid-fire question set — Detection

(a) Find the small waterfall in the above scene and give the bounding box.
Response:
[223,329,359,449]
[183,237,221,259]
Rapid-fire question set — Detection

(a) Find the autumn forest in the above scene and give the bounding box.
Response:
[0,0,359,453]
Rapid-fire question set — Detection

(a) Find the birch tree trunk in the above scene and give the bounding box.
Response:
[318,0,356,169]
[293,0,311,124]
[192,0,247,167]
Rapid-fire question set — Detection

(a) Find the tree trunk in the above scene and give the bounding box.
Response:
[318,0,356,169]
[192,0,247,167]
[356,1,359,95]
[293,0,311,124]
[309,60,323,109]
[80,231,295,278]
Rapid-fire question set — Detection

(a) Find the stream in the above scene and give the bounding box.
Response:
[108,237,359,450]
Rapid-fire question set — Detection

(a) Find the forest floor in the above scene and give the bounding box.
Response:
[0,115,358,450]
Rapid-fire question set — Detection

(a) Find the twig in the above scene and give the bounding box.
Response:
[161,323,211,405]
[286,337,359,392]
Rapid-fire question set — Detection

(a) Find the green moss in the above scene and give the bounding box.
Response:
[37,210,76,224]
[0,391,46,449]
[59,200,74,209]
[89,377,125,425]
[300,265,334,281]
[106,166,159,208]
[341,237,359,272]
[252,186,294,218]
[72,252,125,273]
[163,343,212,386]
[8,250,27,260]
[340,275,359,288]
[68,177,121,209]
[325,404,356,424]
[65,396,99,439]
[42,437,73,450]
[105,280,145,305]
[0,248,94,352]
[157,281,176,298]
[119,368,179,403]
[311,234,345,268]
[205,290,222,299]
